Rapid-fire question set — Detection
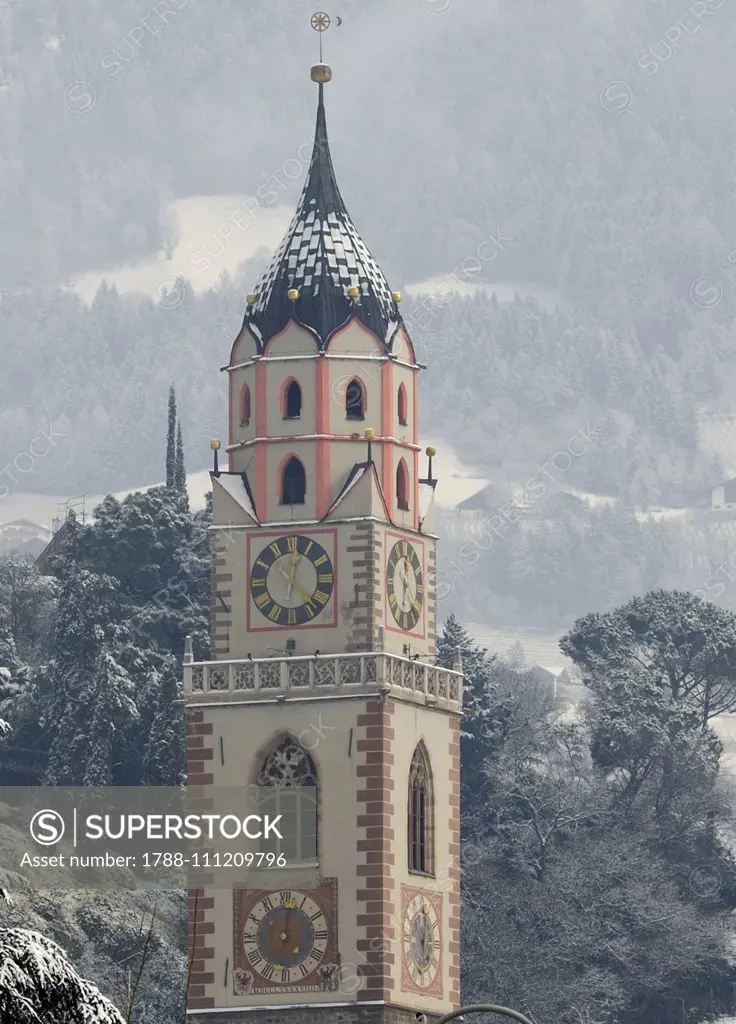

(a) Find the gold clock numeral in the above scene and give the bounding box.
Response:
[269,541,282,558]
[287,609,297,625]
[267,604,281,622]
[318,573,333,585]
[313,589,329,606]
[254,592,270,609]
[313,554,328,567]
[255,558,268,569]
[287,536,298,552]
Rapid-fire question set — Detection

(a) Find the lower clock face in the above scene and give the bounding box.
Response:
[387,538,424,631]
[243,890,329,985]
[402,893,440,989]
[250,534,335,626]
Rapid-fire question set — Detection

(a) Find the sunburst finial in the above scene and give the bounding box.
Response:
[310,10,341,72]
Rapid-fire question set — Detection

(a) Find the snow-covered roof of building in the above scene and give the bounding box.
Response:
[418,480,436,529]
[246,80,400,347]
[529,665,570,678]
[213,471,259,523]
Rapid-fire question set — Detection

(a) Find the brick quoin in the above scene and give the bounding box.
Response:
[448,716,462,1006]
[355,699,396,1004]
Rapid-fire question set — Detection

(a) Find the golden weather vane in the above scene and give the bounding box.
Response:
[311,10,342,63]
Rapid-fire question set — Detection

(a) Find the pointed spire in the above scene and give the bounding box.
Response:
[247,69,398,347]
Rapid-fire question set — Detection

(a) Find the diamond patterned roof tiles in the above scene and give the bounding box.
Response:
[248,83,397,347]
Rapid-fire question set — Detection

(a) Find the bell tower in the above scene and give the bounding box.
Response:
[185,41,463,1024]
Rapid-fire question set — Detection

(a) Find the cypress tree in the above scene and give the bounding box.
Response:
[174,420,186,492]
[166,386,176,488]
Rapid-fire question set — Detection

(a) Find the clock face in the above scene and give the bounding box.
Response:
[386,538,424,631]
[402,892,441,990]
[243,890,329,985]
[250,534,335,627]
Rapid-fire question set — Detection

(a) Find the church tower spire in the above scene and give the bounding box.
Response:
[246,66,399,348]
[185,29,462,1024]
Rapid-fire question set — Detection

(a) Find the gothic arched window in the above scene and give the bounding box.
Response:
[396,458,410,511]
[346,378,365,420]
[284,379,302,419]
[398,383,408,426]
[240,383,251,425]
[281,456,306,505]
[408,743,434,875]
[258,738,318,864]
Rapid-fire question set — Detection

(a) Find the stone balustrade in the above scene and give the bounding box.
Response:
[183,641,463,710]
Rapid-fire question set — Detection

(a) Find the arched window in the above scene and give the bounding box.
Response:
[281,456,306,505]
[258,738,318,864]
[284,379,302,420]
[239,383,251,425]
[345,378,365,420]
[408,743,434,875]
[396,458,410,511]
[398,383,408,426]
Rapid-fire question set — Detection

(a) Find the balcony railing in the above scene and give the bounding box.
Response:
[183,642,463,708]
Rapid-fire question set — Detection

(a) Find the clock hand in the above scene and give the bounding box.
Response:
[275,565,295,601]
[288,554,301,601]
[399,564,412,611]
[289,576,313,604]
[276,557,311,604]
[277,562,303,601]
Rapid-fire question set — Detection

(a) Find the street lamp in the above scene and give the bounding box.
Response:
[433,1005,536,1024]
